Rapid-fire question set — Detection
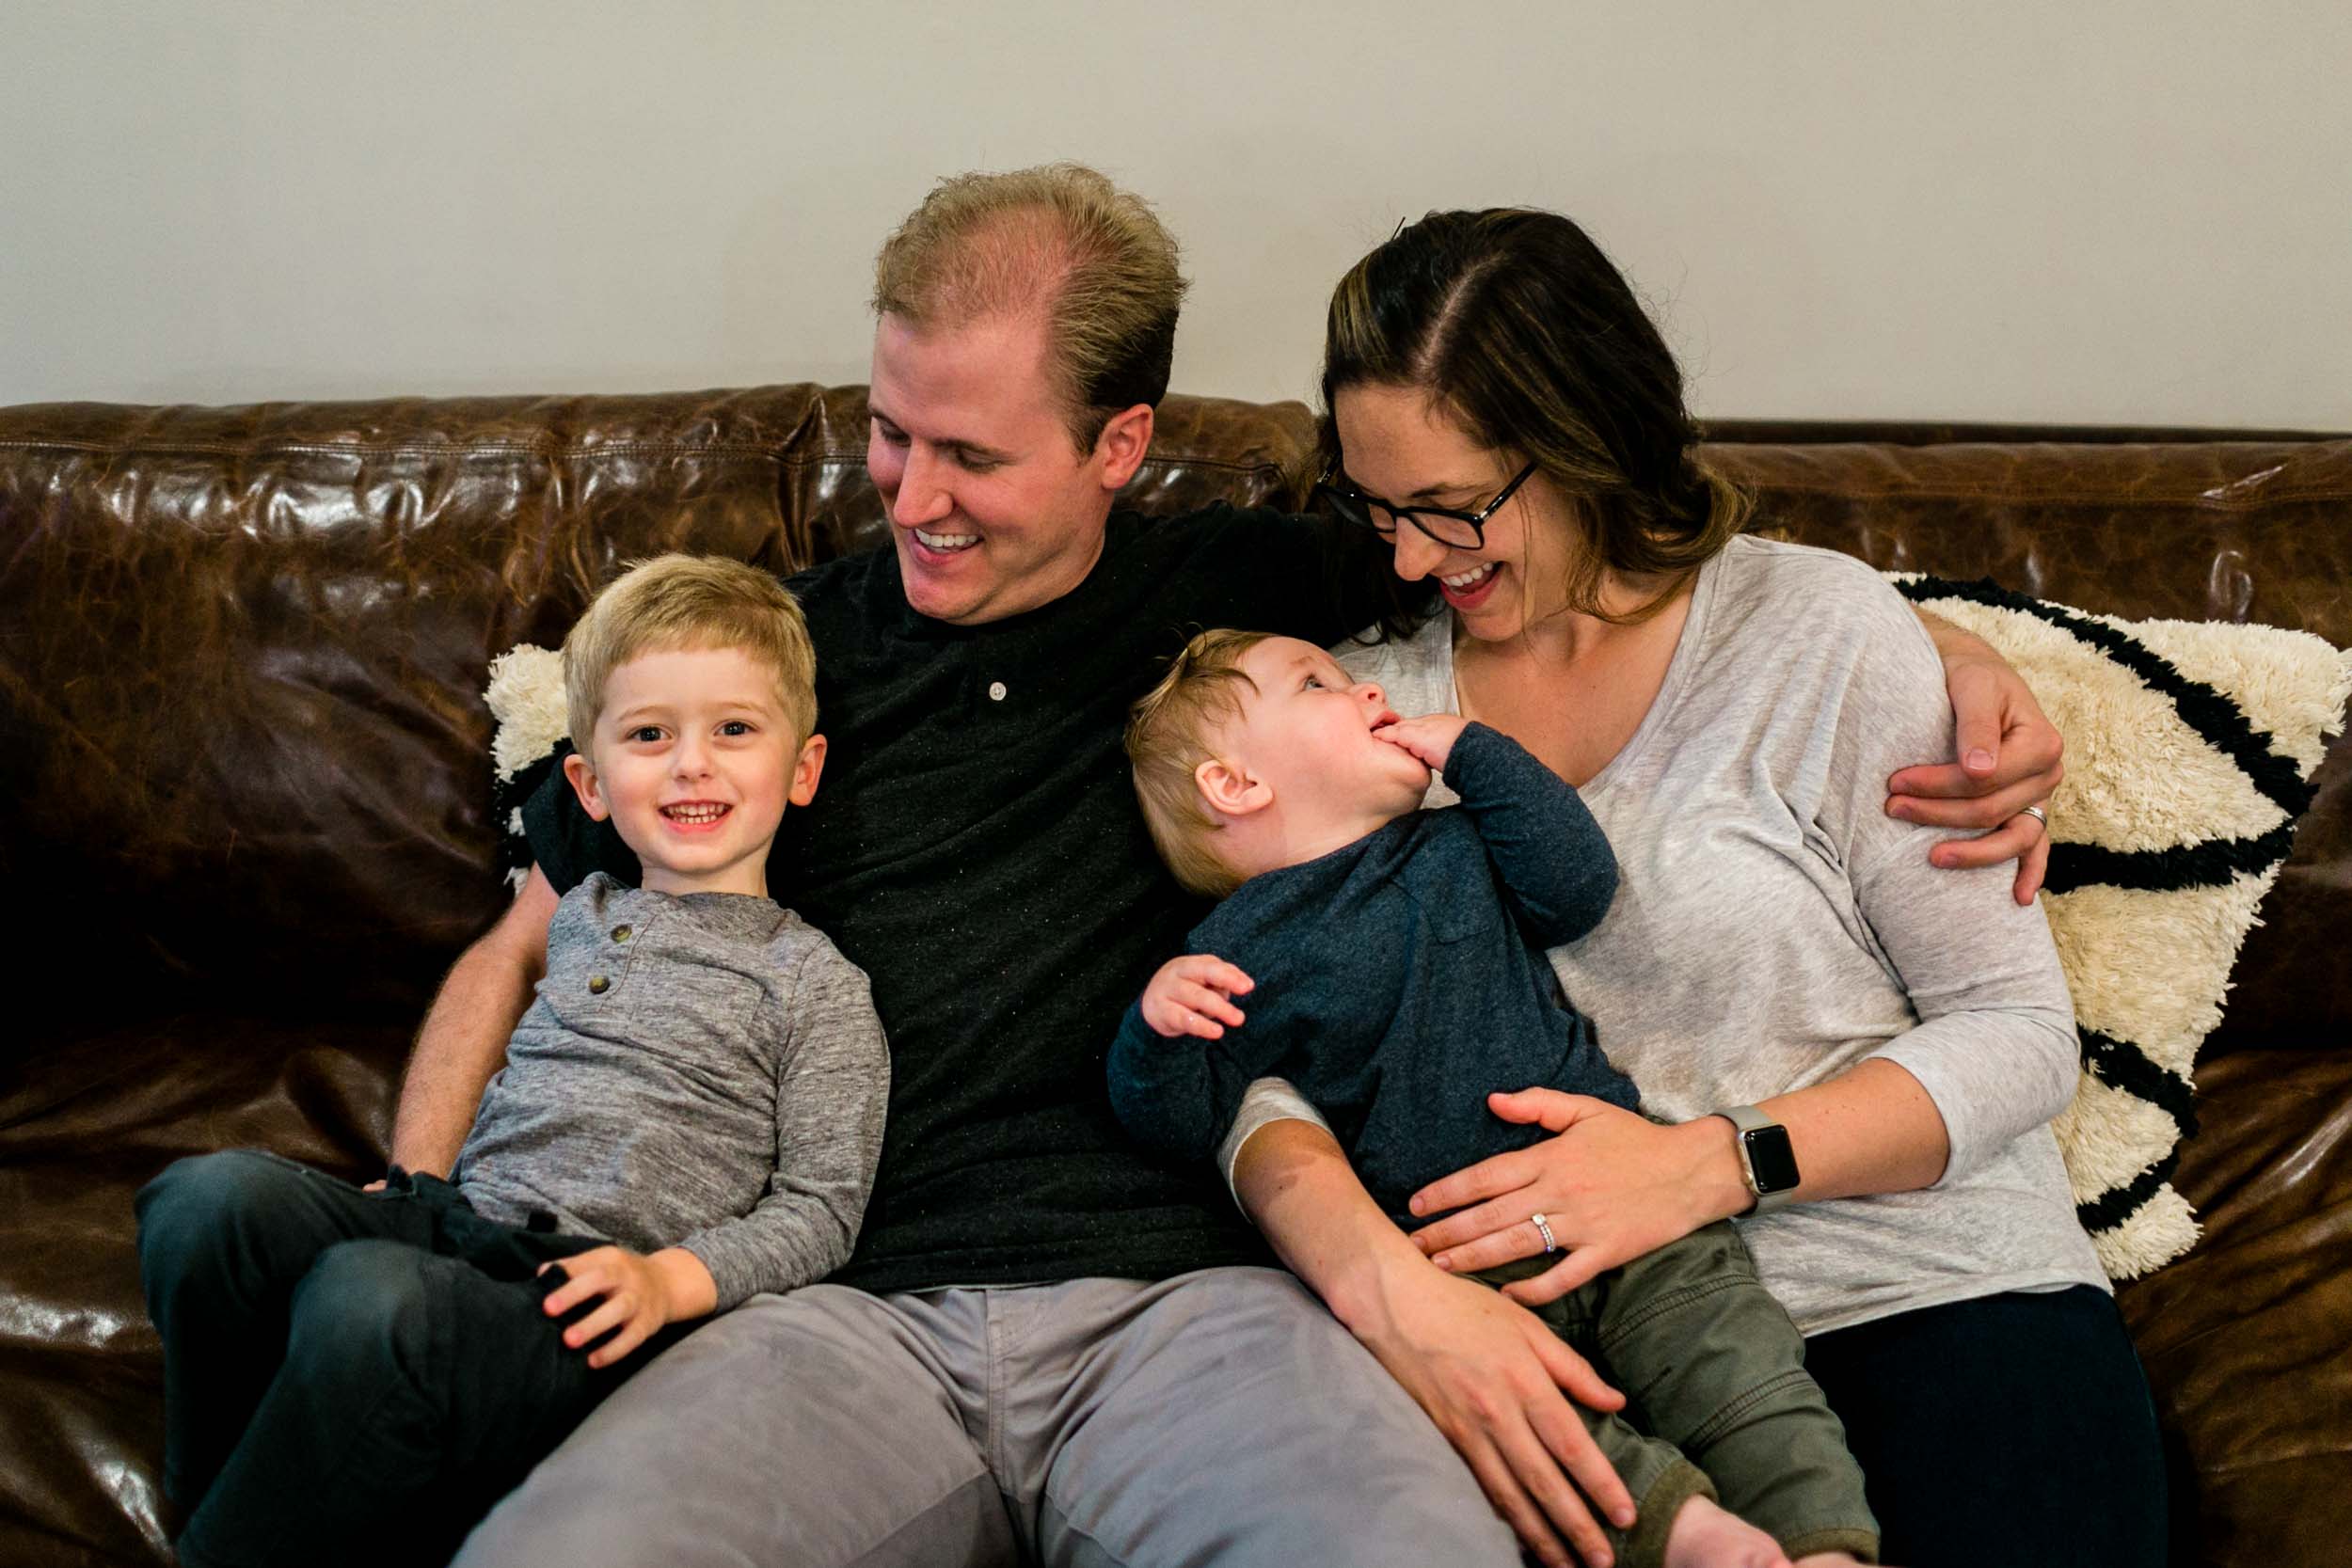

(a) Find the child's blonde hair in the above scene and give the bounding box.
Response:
[1124,627,1275,897]
[563,555,818,752]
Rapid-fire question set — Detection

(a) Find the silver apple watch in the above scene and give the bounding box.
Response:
[1712,1104,1801,1215]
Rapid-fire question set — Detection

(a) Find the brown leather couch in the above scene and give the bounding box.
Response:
[2,387,2345,1567]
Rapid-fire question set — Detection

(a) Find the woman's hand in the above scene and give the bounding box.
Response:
[1407,1090,1744,1306]
[1894,612,2066,905]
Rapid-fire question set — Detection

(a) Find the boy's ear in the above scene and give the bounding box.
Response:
[789,733,828,807]
[562,749,611,822]
[1194,755,1272,820]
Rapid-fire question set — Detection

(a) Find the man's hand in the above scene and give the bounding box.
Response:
[1348,1255,1636,1568]
[1235,1118,1635,1568]
[1140,955,1254,1039]
[1375,712,1470,773]
[1895,614,2065,904]
[538,1245,716,1370]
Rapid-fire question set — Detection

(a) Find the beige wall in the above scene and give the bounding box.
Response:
[4,1,2345,425]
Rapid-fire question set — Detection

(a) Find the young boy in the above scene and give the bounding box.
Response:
[135,555,888,1568]
[1110,628,1880,1568]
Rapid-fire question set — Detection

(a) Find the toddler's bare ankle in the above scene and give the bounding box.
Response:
[1661,1495,1793,1568]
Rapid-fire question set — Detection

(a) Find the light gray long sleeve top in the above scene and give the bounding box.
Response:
[1249,535,2105,1335]
[453,873,889,1311]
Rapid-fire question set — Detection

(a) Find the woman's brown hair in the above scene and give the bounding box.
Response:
[1317,208,1749,625]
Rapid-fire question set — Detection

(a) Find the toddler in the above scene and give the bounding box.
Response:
[1110,627,1879,1568]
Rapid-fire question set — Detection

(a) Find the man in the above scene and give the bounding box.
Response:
[399,165,2061,1568]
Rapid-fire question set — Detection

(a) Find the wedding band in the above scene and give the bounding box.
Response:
[1531,1212,1559,1254]
[2020,804,2049,834]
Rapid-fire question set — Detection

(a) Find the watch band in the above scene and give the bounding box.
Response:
[1713,1104,1800,1214]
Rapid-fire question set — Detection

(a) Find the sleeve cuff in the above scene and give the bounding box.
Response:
[1216,1077,1335,1208]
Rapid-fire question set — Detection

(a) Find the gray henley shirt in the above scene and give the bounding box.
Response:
[453,872,889,1311]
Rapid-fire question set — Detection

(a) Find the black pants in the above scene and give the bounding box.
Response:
[1804,1285,2168,1568]
[135,1150,677,1568]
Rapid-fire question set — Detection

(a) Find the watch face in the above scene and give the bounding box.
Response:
[1742,1126,1801,1194]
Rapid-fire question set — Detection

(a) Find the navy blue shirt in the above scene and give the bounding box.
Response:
[1106,721,1637,1223]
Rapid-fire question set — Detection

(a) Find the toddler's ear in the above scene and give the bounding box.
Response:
[789,733,828,807]
[1194,757,1272,820]
[562,750,611,822]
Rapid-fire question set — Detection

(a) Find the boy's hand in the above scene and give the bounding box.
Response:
[538,1245,717,1369]
[1375,712,1470,773]
[1141,955,1255,1039]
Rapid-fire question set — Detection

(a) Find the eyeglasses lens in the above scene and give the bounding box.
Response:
[1413,514,1486,550]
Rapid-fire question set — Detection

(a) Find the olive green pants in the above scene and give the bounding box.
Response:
[1477,1221,1878,1567]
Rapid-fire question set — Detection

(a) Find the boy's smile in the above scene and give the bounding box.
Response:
[564,644,826,898]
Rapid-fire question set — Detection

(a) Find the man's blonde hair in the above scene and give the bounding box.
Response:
[564,554,818,754]
[1124,627,1276,898]
[872,163,1188,451]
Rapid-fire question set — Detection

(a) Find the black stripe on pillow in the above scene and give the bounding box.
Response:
[2080,1027,2199,1140]
[2041,820,2300,897]
[491,751,562,879]
[2076,1148,2182,1237]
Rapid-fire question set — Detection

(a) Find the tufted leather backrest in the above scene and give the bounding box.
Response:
[0,388,1319,1022]
[0,390,2343,1049]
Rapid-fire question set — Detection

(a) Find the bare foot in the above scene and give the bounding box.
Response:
[1662,1496,1793,1568]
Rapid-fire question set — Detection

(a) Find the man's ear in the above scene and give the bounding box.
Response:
[1195,755,1272,820]
[789,733,828,807]
[562,750,611,822]
[1092,403,1155,492]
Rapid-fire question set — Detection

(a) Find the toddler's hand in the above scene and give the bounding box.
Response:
[538,1244,709,1369]
[1141,955,1255,1039]
[1375,712,1470,772]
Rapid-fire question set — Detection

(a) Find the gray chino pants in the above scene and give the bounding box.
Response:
[454,1266,1520,1568]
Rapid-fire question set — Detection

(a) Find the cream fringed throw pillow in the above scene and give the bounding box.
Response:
[1889,575,2350,1281]
[483,583,2352,1282]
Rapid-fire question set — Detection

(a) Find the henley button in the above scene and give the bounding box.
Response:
[587,974,610,994]
[988,680,1008,702]
[611,925,632,943]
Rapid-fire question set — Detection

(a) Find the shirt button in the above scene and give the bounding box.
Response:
[611,925,632,943]
[587,974,610,994]
[988,680,1008,702]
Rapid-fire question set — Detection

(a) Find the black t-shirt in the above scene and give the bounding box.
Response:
[523,506,1413,1291]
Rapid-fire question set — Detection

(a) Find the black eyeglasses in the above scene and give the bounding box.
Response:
[1314,460,1537,550]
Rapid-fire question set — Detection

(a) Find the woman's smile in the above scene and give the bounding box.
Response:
[1438,560,1502,610]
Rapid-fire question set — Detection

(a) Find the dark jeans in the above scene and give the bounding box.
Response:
[135,1149,678,1568]
[1804,1285,2168,1568]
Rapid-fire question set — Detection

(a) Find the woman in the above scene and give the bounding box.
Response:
[1230,210,2165,1568]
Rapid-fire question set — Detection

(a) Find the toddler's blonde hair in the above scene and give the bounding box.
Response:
[563,555,817,754]
[1124,627,1275,898]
